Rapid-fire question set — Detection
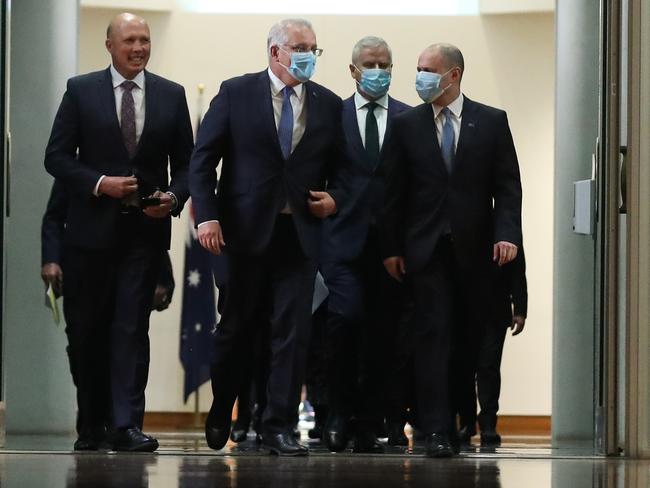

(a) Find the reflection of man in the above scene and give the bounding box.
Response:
[320,36,411,453]
[381,43,522,457]
[190,18,345,456]
[44,13,192,451]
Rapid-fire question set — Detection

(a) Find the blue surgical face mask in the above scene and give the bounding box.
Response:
[280,48,317,83]
[354,66,392,99]
[415,68,454,103]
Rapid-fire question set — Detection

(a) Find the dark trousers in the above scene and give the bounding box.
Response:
[455,314,509,430]
[63,232,162,432]
[322,225,407,433]
[208,215,317,435]
[407,236,460,434]
[449,261,500,431]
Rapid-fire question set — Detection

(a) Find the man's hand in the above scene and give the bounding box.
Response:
[98,176,138,199]
[383,256,406,282]
[511,315,526,336]
[198,221,226,255]
[152,285,171,311]
[41,262,63,297]
[143,190,173,219]
[308,191,337,219]
[493,241,518,266]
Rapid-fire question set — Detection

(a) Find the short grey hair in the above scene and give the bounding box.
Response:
[428,43,465,77]
[267,18,314,58]
[351,36,392,66]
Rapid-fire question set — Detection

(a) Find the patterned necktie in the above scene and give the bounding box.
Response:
[365,102,380,166]
[120,80,138,159]
[278,86,295,159]
[440,106,455,172]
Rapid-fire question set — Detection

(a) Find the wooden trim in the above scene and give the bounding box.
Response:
[144,412,551,437]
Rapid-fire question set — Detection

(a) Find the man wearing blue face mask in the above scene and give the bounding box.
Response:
[380,43,522,457]
[320,36,412,453]
[189,18,348,457]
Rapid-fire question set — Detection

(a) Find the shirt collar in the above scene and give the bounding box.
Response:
[110,65,145,90]
[433,92,464,119]
[267,67,304,100]
[354,91,389,111]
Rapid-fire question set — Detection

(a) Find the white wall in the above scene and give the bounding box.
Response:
[78,8,555,415]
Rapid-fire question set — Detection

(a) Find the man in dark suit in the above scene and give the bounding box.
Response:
[381,43,522,457]
[320,36,411,453]
[41,180,176,311]
[44,13,192,452]
[456,246,528,448]
[190,18,346,456]
[40,180,176,449]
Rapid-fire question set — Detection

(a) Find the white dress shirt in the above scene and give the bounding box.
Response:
[432,92,464,152]
[268,67,307,153]
[94,66,146,195]
[354,91,389,150]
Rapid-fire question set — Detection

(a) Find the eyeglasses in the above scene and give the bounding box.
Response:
[282,44,324,57]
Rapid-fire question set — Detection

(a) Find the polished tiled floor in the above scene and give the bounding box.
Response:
[0,432,647,488]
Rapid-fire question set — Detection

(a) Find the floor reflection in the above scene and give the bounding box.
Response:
[0,435,647,488]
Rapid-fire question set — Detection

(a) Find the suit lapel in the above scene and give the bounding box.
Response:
[257,71,284,160]
[136,71,158,156]
[454,96,478,170]
[98,67,128,159]
[377,96,401,167]
[415,103,446,173]
[343,96,370,170]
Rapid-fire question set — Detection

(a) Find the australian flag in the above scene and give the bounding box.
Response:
[179,204,217,402]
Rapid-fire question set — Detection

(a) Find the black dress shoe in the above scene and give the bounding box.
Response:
[308,425,322,439]
[74,437,99,451]
[387,423,409,447]
[230,418,250,443]
[111,427,159,452]
[457,425,476,446]
[480,429,501,448]
[230,428,248,443]
[323,415,349,452]
[74,425,108,451]
[425,433,455,458]
[262,432,309,456]
[353,432,385,454]
[205,414,231,451]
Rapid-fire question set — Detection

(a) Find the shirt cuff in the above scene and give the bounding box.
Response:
[93,175,106,196]
[197,220,219,228]
[165,191,178,210]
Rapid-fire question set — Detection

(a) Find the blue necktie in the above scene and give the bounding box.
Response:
[278,86,295,159]
[440,107,455,172]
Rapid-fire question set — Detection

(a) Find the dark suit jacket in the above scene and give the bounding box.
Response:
[381,96,522,273]
[41,179,175,295]
[189,70,348,260]
[322,94,411,263]
[44,67,193,250]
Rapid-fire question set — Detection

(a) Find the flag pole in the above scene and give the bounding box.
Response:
[192,82,205,430]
